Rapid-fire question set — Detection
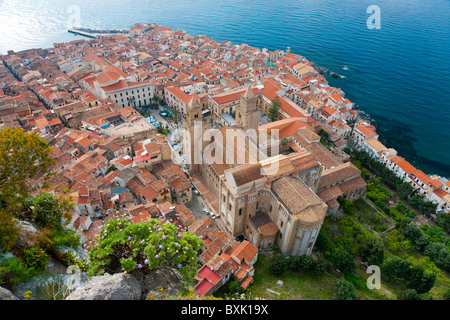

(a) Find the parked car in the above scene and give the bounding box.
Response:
[203,209,210,215]
[210,213,216,219]
[194,190,200,196]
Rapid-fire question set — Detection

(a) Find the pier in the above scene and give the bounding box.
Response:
[68,27,126,39]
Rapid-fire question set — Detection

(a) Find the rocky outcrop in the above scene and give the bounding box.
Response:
[0,287,19,300]
[14,220,40,250]
[65,273,142,300]
[65,267,185,300]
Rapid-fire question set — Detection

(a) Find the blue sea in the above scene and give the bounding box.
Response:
[1,0,449,177]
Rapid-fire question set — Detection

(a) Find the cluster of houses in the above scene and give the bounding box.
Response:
[1,22,448,297]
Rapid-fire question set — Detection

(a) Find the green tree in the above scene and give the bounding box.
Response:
[315,231,335,258]
[30,192,72,228]
[280,137,289,147]
[268,97,281,122]
[0,127,56,250]
[333,278,358,300]
[358,236,384,266]
[443,288,450,300]
[228,279,244,294]
[402,223,429,251]
[0,209,19,251]
[87,217,203,282]
[397,289,420,300]
[0,127,56,208]
[331,248,355,273]
[268,253,287,276]
[384,229,412,252]
[382,256,412,282]
[406,264,436,294]
[152,94,160,106]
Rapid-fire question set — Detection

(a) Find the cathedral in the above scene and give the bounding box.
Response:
[182,86,366,256]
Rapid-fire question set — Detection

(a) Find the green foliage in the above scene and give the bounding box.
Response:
[366,178,391,203]
[358,236,384,266]
[384,229,413,252]
[228,279,245,295]
[444,288,450,300]
[397,289,420,300]
[423,242,450,272]
[382,256,412,282]
[287,255,313,273]
[401,223,429,251]
[382,256,436,294]
[268,253,287,276]
[280,137,289,147]
[0,127,56,208]
[333,278,358,300]
[0,256,36,285]
[87,217,203,282]
[331,248,355,273]
[310,257,331,275]
[30,192,71,228]
[395,200,417,219]
[421,225,445,243]
[436,212,450,232]
[268,97,281,122]
[396,183,413,200]
[23,247,48,271]
[337,197,354,215]
[406,264,436,294]
[50,227,81,250]
[0,208,19,251]
[338,216,368,243]
[315,231,336,258]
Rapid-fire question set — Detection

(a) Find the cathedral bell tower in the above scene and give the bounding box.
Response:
[182,97,205,173]
[235,85,260,144]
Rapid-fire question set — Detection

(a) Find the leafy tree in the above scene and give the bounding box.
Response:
[331,248,355,273]
[402,223,429,251]
[436,212,450,232]
[396,182,413,200]
[23,247,48,271]
[315,231,335,258]
[268,253,287,276]
[397,289,420,300]
[87,217,203,282]
[424,242,450,272]
[280,137,289,147]
[337,197,354,215]
[406,264,436,294]
[384,229,412,252]
[268,97,281,122]
[444,288,450,300]
[0,127,56,208]
[382,256,412,282]
[311,257,331,275]
[333,278,358,300]
[29,192,72,228]
[358,236,384,266]
[0,208,19,251]
[152,94,160,105]
[228,279,244,294]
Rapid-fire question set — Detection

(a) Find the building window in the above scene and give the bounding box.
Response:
[239,208,242,216]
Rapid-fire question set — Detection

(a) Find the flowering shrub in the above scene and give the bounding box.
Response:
[86,217,203,282]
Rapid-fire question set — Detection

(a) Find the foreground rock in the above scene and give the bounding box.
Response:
[0,287,19,300]
[65,267,185,300]
[14,220,40,250]
[66,273,142,300]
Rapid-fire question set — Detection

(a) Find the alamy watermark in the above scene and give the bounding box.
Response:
[367,5,381,29]
[174,123,281,173]
[366,265,381,290]
[66,5,82,28]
